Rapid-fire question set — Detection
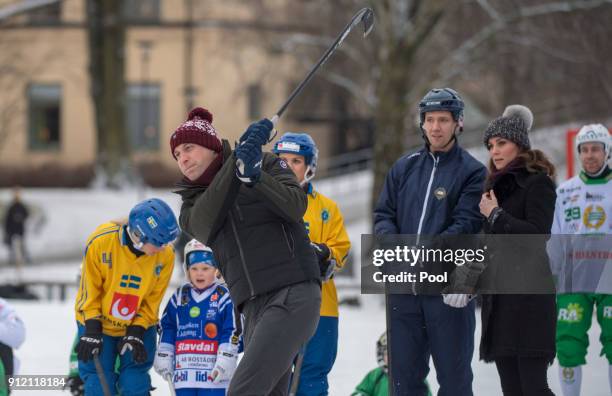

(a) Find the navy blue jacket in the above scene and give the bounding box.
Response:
[374,142,486,236]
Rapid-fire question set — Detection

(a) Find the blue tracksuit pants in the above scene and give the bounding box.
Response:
[77,323,156,396]
[387,295,475,396]
[295,316,338,396]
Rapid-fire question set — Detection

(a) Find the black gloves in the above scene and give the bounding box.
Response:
[117,325,147,364]
[65,375,84,396]
[311,242,335,280]
[75,320,102,362]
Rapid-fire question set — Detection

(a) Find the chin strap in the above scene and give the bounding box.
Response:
[300,165,316,186]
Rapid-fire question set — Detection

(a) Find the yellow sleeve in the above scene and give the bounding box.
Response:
[76,240,104,321]
[325,201,351,270]
[132,248,175,329]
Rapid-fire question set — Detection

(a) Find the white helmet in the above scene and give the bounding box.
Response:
[575,124,611,158]
[575,124,611,176]
[183,239,216,271]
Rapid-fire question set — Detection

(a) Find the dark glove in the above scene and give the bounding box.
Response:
[75,320,102,362]
[442,260,486,295]
[117,325,147,364]
[65,375,84,396]
[311,242,330,263]
[235,138,263,185]
[238,119,274,146]
[311,242,334,279]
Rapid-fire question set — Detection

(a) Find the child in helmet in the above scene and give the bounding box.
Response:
[74,198,179,396]
[273,132,351,395]
[154,239,241,395]
[352,332,431,396]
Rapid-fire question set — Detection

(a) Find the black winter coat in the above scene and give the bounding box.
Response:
[479,167,557,363]
[175,140,320,308]
[3,201,28,239]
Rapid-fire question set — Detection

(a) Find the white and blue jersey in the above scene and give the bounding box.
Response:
[159,281,241,391]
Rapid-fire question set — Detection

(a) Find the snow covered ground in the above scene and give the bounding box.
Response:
[6,289,610,395]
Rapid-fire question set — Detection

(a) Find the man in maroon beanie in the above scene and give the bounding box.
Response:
[171,108,321,396]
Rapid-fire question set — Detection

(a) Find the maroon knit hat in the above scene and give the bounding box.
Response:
[170,107,222,159]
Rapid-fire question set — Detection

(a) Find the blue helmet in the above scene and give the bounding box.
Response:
[418,88,464,126]
[128,198,180,247]
[272,132,319,183]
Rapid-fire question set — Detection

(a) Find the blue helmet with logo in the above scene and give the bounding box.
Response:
[128,198,180,247]
[272,132,319,184]
[418,88,464,126]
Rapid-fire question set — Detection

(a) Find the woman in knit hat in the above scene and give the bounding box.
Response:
[478,105,557,395]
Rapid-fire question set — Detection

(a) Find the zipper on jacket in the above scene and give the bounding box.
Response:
[414,154,439,295]
[234,204,244,222]
[280,223,295,257]
[229,212,255,298]
[416,153,439,238]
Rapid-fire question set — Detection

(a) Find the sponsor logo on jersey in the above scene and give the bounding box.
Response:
[585,192,605,202]
[205,322,218,338]
[195,371,211,383]
[558,303,584,323]
[562,194,580,205]
[119,274,141,289]
[583,205,606,229]
[109,292,139,320]
[321,209,330,223]
[279,159,288,169]
[206,308,217,320]
[434,187,447,200]
[211,293,218,302]
[176,339,218,354]
[174,370,188,382]
[603,306,612,318]
[559,185,581,194]
[189,306,200,318]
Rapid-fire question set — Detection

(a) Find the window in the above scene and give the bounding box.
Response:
[122,0,160,22]
[28,84,61,151]
[247,84,262,120]
[126,84,161,151]
[27,1,61,25]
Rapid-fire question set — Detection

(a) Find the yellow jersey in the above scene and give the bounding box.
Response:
[75,222,175,336]
[304,184,351,317]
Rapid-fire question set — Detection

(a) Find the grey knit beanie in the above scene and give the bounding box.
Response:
[483,105,533,149]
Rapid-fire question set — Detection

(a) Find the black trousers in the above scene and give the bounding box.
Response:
[494,356,554,396]
[228,281,321,396]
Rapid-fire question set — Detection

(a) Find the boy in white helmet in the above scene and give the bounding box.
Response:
[550,124,612,395]
[154,239,241,395]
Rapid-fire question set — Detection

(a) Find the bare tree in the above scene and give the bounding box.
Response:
[86,0,129,189]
